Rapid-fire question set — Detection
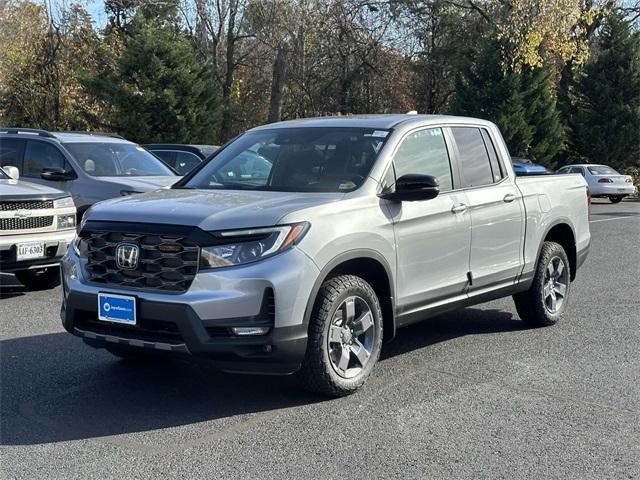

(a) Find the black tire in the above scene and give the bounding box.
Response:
[297,275,383,397]
[609,196,623,203]
[14,267,61,290]
[513,241,571,327]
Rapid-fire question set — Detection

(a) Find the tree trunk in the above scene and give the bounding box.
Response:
[267,46,287,123]
[220,0,238,141]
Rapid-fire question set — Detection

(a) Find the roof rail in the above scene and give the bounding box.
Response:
[58,131,124,139]
[0,127,56,138]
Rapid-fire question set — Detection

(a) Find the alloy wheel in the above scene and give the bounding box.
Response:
[542,256,568,313]
[327,296,376,379]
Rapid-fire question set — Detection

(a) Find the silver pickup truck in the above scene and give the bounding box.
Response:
[1,166,76,289]
[61,115,591,396]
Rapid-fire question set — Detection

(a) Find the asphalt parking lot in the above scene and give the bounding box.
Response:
[1,199,639,479]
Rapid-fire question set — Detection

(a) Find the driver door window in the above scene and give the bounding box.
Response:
[393,128,453,191]
[24,141,70,178]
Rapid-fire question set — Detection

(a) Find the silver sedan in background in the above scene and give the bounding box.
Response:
[557,164,635,203]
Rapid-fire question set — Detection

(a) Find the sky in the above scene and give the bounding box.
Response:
[50,0,107,26]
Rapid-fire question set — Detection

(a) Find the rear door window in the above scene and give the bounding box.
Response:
[174,151,202,175]
[480,130,503,182]
[451,127,494,187]
[151,150,176,165]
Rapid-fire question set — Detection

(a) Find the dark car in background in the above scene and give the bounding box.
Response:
[511,157,551,176]
[144,144,219,175]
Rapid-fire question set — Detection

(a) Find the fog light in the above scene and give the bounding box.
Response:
[231,327,270,336]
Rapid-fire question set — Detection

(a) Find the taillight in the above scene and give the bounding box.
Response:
[626,176,633,183]
[597,178,613,183]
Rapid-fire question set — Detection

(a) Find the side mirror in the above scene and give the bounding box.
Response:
[380,174,440,202]
[2,166,20,180]
[41,167,76,181]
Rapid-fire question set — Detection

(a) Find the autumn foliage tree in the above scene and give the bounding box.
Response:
[1,0,638,167]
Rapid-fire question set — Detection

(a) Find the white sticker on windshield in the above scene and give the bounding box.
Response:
[371,130,388,138]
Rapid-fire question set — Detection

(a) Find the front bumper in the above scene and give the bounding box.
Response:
[0,229,75,272]
[60,246,319,374]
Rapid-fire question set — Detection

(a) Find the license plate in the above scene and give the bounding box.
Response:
[98,293,136,325]
[16,242,45,261]
[618,188,626,193]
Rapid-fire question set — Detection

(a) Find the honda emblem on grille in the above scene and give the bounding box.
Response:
[116,243,140,270]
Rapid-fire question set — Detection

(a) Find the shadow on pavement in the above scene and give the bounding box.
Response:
[1,307,524,446]
[382,308,522,360]
[0,273,25,299]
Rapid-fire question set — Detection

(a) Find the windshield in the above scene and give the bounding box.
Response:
[64,142,175,177]
[587,165,619,175]
[184,127,390,192]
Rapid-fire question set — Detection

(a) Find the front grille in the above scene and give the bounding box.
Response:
[84,231,199,292]
[0,200,54,211]
[0,216,54,230]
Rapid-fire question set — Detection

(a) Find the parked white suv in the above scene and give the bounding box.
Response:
[0,166,76,289]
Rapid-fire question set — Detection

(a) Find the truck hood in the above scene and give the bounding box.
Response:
[0,178,67,199]
[87,188,344,230]
[96,175,179,192]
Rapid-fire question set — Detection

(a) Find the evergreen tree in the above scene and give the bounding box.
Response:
[84,14,220,144]
[521,67,564,165]
[570,13,640,169]
[451,38,564,166]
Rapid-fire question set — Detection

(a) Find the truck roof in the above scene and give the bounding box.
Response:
[249,114,496,132]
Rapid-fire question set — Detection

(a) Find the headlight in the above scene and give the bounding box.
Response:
[200,223,309,268]
[53,196,75,208]
[57,214,76,229]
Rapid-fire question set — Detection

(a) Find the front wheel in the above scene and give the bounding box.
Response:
[14,267,61,290]
[513,241,570,327]
[609,196,623,203]
[297,275,383,397]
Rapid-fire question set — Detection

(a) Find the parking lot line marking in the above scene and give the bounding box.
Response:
[590,216,638,223]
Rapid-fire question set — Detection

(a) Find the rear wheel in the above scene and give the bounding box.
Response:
[14,267,60,290]
[297,275,383,396]
[513,241,570,327]
[609,195,623,203]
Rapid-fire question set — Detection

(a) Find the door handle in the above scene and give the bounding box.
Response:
[503,194,517,203]
[451,204,467,214]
